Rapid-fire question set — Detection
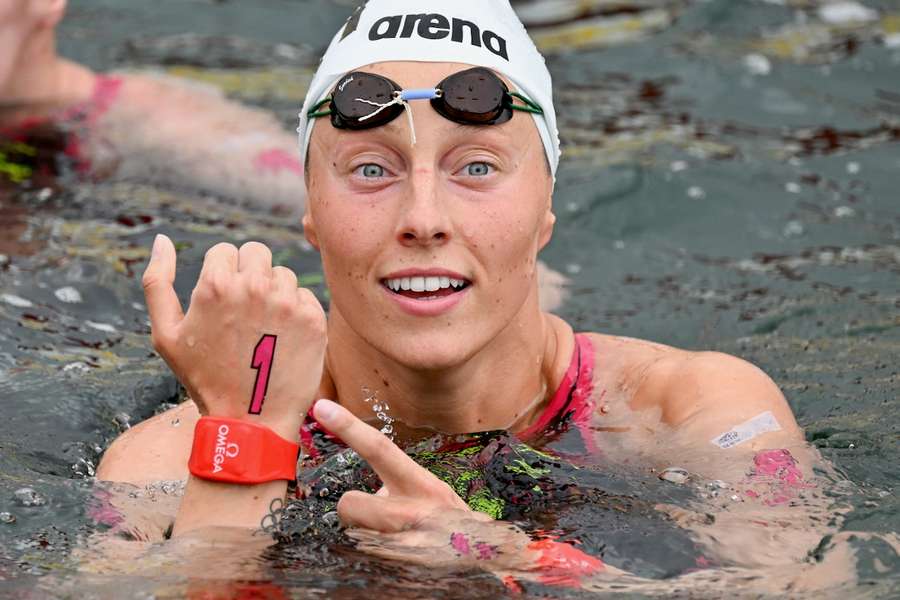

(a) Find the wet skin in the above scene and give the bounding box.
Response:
[97,62,808,572]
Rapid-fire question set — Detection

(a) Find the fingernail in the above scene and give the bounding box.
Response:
[314,399,339,422]
[151,234,163,260]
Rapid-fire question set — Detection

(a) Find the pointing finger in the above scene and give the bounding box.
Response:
[143,234,184,334]
[313,400,431,494]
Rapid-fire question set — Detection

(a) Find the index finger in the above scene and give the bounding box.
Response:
[313,399,431,493]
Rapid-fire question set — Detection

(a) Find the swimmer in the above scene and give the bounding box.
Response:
[0,0,306,213]
[96,0,814,585]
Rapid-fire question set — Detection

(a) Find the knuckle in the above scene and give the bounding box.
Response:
[141,270,160,291]
[149,329,173,354]
[245,275,272,299]
[369,431,394,456]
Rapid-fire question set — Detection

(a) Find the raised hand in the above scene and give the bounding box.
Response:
[142,234,326,441]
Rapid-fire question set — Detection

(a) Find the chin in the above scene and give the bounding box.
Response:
[370,326,488,372]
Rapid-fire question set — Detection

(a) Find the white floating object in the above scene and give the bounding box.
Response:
[1,294,32,308]
[884,33,900,49]
[785,182,802,194]
[86,321,117,333]
[62,362,91,375]
[743,53,772,76]
[834,206,856,218]
[54,286,83,304]
[687,186,706,199]
[818,2,878,24]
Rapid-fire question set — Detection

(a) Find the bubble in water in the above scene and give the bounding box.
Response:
[372,403,382,412]
[13,487,47,507]
[0,512,15,524]
[785,182,801,194]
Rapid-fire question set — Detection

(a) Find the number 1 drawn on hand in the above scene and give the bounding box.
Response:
[248,334,277,415]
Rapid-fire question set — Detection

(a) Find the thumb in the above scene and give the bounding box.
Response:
[143,234,183,332]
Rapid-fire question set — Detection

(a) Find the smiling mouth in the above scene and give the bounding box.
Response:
[381,275,471,300]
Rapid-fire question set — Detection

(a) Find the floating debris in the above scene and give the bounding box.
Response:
[85,321,117,333]
[659,467,690,484]
[1,294,33,308]
[818,2,878,25]
[0,512,14,524]
[687,186,706,200]
[743,53,772,75]
[62,362,91,375]
[13,487,47,507]
[54,286,82,304]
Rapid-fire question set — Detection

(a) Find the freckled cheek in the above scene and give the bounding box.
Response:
[317,205,392,289]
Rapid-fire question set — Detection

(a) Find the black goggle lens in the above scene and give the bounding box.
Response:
[330,73,404,129]
[433,68,511,125]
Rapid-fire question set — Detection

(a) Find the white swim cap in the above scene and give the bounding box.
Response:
[298,0,559,179]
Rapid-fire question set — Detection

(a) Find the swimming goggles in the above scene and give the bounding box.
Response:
[306,67,543,143]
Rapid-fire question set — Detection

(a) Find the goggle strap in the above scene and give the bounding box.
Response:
[509,91,544,115]
[308,97,333,118]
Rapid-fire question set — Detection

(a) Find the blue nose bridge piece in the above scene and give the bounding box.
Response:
[400,88,440,101]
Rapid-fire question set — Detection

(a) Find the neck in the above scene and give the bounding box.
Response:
[322,289,574,440]
[0,29,96,125]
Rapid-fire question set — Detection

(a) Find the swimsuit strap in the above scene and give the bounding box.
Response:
[516,333,596,445]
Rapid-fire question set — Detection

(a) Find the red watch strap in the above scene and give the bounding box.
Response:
[188,417,300,484]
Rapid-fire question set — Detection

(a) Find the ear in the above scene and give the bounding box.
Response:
[537,196,555,251]
[302,210,320,251]
[38,0,67,28]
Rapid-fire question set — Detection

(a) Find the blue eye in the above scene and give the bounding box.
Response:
[360,164,384,178]
[465,162,492,176]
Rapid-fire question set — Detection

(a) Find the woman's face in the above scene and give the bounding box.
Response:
[304,61,555,370]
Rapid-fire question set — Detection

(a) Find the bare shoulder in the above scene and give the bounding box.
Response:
[95,401,200,485]
[584,332,801,438]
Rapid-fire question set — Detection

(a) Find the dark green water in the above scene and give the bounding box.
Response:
[1,0,898,597]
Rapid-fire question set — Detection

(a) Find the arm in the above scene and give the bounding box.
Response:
[138,234,326,536]
[100,74,307,214]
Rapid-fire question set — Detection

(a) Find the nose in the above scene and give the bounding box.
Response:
[395,168,451,248]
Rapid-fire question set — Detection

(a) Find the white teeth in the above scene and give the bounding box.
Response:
[384,275,468,292]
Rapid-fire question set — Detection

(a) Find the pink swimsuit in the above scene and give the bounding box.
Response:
[0,74,122,180]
